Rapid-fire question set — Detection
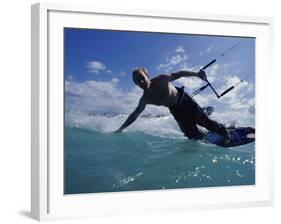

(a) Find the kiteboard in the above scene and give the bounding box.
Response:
[202,127,255,147]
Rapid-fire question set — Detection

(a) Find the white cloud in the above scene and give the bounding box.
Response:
[119,71,127,77]
[175,77,204,91]
[157,54,188,72]
[67,75,74,81]
[218,75,248,99]
[110,78,119,84]
[65,79,169,116]
[86,61,107,74]
[206,64,219,82]
[248,100,255,115]
[193,93,216,107]
[175,46,185,53]
[205,74,255,127]
[206,44,214,53]
[212,105,254,127]
[106,69,113,74]
[198,44,217,56]
[156,46,189,73]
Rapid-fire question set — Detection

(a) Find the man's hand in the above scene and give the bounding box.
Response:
[197,70,207,81]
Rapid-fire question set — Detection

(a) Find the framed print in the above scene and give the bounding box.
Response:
[31,2,274,221]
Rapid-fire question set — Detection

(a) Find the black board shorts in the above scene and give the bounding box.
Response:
[169,87,228,140]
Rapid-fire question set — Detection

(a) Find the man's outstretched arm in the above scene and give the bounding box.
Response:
[165,70,207,82]
[114,97,146,133]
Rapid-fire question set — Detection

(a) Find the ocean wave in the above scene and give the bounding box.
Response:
[65,110,185,139]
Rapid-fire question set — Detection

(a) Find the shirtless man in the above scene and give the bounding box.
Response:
[115,68,229,140]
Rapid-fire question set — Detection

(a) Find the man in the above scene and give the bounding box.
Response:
[115,68,229,141]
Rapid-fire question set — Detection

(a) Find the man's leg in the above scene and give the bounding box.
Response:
[169,106,204,140]
[179,121,204,140]
[194,105,229,138]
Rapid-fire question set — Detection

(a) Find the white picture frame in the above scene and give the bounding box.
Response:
[31,2,274,221]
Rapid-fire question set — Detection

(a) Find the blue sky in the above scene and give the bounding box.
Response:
[64,28,255,127]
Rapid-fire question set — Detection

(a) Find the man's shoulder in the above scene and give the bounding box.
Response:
[151,74,169,82]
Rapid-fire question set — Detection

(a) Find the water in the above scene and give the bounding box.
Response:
[64,112,255,194]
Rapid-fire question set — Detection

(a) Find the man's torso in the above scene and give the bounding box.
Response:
[143,75,179,107]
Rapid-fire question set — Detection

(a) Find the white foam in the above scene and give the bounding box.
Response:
[65,110,184,139]
[112,172,144,188]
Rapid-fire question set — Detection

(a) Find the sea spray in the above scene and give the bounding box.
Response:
[65,110,185,139]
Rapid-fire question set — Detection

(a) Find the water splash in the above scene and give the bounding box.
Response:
[65,110,184,139]
[112,172,144,188]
